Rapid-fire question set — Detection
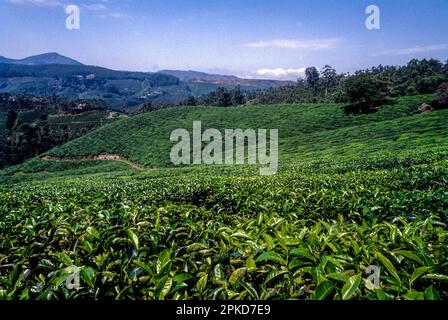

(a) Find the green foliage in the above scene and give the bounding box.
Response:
[0,93,107,114]
[6,110,17,131]
[305,67,320,89]
[232,85,246,105]
[249,58,447,105]
[0,150,447,299]
[343,73,390,114]
[184,86,245,107]
[416,76,446,94]
[138,101,167,113]
[42,95,442,168]
[434,82,448,110]
[0,94,119,169]
[0,94,447,300]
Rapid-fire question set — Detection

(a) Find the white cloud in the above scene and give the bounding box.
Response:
[7,0,114,13]
[245,38,341,50]
[374,44,448,56]
[6,0,62,6]
[246,67,307,80]
[99,12,129,19]
[83,3,108,11]
[108,12,128,18]
[5,0,131,21]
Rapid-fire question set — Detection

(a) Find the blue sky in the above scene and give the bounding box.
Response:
[0,0,447,80]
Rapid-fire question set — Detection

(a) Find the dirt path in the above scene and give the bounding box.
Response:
[41,154,147,171]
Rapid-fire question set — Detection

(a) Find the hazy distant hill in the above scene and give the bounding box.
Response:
[0,53,290,109]
[0,63,180,109]
[159,69,292,93]
[0,52,83,66]
[158,70,240,82]
[0,56,14,64]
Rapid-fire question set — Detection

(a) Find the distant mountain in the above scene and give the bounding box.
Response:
[0,63,180,109]
[0,53,83,66]
[0,53,291,109]
[159,70,292,91]
[158,70,239,82]
[0,56,14,64]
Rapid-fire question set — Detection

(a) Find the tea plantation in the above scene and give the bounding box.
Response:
[0,95,447,300]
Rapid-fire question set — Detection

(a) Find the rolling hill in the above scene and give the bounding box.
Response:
[48,95,448,166]
[3,94,446,177]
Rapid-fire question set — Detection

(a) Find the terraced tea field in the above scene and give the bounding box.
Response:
[0,95,447,300]
[43,95,438,167]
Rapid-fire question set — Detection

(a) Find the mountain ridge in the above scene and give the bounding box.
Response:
[158,69,292,88]
[1,53,290,84]
[0,53,291,108]
[0,52,83,66]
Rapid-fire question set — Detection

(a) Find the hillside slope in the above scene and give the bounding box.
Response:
[40,95,446,168]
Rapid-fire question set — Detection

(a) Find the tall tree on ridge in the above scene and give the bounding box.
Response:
[321,65,338,96]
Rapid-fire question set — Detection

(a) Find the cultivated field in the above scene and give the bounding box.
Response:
[0,95,447,300]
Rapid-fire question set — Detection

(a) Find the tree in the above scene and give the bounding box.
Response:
[184,95,197,106]
[305,67,320,90]
[321,65,338,96]
[0,134,9,168]
[416,76,445,94]
[6,110,17,131]
[13,122,39,163]
[215,87,232,107]
[434,82,448,110]
[178,57,446,107]
[232,85,245,105]
[139,101,163,113]
[343,73,390,113]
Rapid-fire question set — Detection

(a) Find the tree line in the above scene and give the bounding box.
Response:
[176,58,448,112]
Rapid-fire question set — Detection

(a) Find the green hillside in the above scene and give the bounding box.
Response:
[1,95,447,300]
[42,95,442,167]
[47,111,123,130]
